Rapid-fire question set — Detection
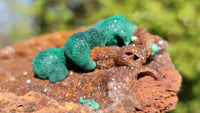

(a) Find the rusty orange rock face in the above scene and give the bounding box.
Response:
[0,27,181,112]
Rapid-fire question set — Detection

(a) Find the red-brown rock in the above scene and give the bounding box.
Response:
[0,27,182,112]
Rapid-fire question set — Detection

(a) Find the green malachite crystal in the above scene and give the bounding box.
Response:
[32,14,137,83]
[32,48,68,83]
[80,97,99,110]
[151,44,160,56]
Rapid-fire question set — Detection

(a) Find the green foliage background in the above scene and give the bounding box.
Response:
[6,0,200,112]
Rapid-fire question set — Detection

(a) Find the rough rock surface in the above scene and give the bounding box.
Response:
[0,27,182,113]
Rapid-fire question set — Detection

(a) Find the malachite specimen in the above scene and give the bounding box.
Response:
[32,48,68,83]
[151,44,160,56]
[32,14,137,83]
[64,14,137,71]
[80,97,99,110]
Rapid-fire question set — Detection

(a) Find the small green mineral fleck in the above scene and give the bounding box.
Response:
[151,44,160,56]
[80,97,99,110]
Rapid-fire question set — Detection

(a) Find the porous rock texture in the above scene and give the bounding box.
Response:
[0,27,182,113]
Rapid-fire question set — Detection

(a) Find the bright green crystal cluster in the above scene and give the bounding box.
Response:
[32,14,137,83]
[151,44,160,56]
[64,14,137,71]
[80,97,99,110]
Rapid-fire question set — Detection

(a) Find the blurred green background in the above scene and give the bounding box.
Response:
[0,0,199,112]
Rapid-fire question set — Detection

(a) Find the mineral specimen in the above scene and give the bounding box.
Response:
[32,14,137,83]
[0,27,182,112]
